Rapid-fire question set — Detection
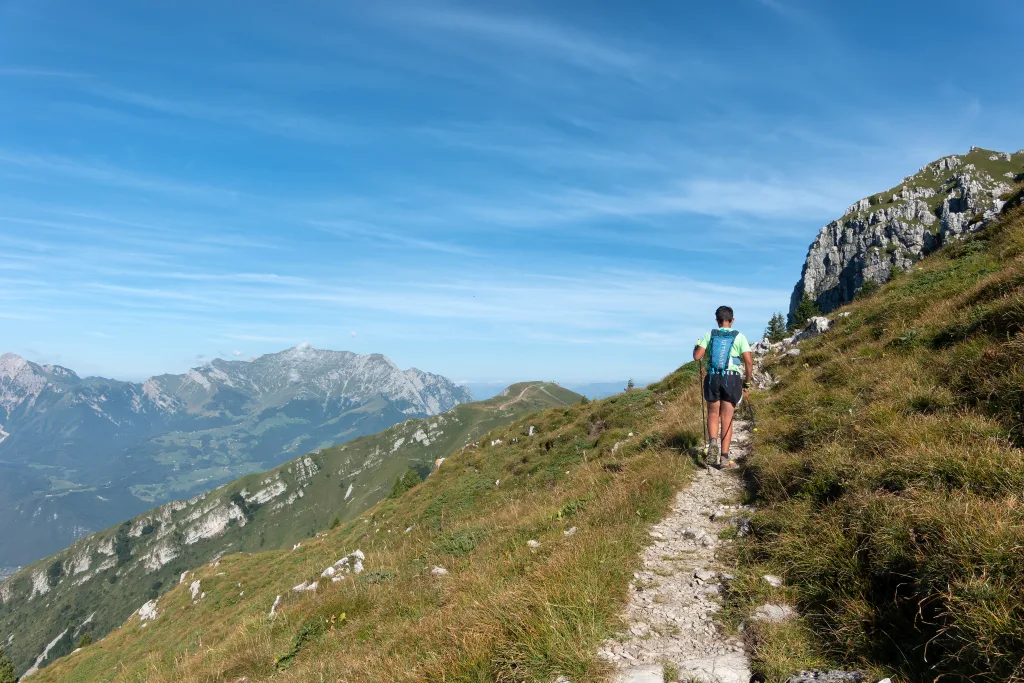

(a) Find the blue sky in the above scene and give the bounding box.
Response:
[1,0,1022,385]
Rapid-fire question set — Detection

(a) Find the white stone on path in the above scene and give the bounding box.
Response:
[617,664,662,683]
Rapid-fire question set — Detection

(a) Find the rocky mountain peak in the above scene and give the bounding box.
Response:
[0,353,49,418]
[0,352,32,378]
[40,364,79,380]
[790,147,1022,320]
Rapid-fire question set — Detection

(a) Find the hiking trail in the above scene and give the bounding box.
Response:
[597,416,753,683]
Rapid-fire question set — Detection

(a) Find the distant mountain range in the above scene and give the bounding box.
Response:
[0,346,472,567]
[0,381,580,677]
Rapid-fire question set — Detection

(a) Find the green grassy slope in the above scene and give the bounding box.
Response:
[0,382,580,678]
[31,379,704,682]
[728,190,1024,681]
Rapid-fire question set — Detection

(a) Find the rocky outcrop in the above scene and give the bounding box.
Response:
[790,148,1022,321]
[793,316,831,342]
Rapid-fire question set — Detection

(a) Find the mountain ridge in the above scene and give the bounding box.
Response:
[0,346,472,567]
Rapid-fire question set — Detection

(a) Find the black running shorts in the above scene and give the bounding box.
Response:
[704,373,743,406]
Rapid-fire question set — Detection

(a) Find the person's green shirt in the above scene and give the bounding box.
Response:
[696,328,751,374]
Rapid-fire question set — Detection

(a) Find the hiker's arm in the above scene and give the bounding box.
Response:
[742,351,753,385]
[693,346,705,361]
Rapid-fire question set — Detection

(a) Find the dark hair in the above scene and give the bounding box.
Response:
[715,306,734,324]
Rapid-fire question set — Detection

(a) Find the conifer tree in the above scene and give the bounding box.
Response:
[389,468,422,499]
[0,647,16,683]
[764,312,787,342]
[790,294,821,330]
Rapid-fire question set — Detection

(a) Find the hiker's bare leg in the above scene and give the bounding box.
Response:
[707,401,721,441]
[720,401,736,455]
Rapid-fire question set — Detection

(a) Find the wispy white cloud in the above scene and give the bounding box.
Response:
[754,0,824,32]
[0,66,85,78]
[0,311,51,321]
[84,84,362,145]
[0,150,238,199]
[395,7,643,75]
[309,220,478,256]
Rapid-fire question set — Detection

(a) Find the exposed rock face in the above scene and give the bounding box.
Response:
[790,148,1022,321]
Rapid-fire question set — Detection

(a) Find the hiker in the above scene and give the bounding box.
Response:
[693,305,753,468]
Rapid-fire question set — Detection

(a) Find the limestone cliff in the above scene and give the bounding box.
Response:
[789,147,1022,321]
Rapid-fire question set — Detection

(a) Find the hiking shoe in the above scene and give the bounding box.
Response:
[708,440,721,468]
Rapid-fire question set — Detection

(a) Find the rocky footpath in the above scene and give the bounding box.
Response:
[790,147,1022,320]
[592,314,895,683]
[597,423,753,683]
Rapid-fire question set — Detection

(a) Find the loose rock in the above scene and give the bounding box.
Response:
[752,603,796,623]
[784,671,866,683]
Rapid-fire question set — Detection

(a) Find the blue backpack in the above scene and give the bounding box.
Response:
[707,329,739,375]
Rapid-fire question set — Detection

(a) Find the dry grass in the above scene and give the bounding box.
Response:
[35,372,705,682]
[726,205,1024,682]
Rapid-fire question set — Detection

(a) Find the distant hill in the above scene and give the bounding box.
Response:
[0,381,580,677]
[563,381,643,399]
[0,345,471,567]
[463,380,638,401]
